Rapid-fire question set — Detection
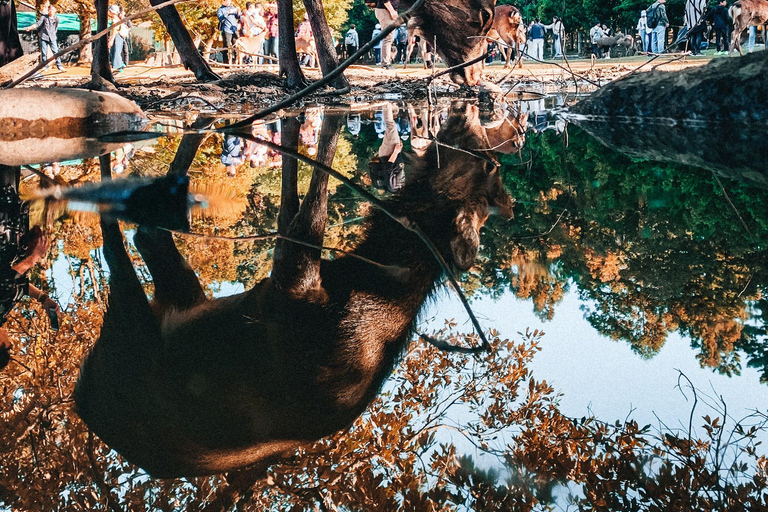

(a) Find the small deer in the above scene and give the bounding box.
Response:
[729,0,768,55]
[486,5,527,69]
[74,103,516,478]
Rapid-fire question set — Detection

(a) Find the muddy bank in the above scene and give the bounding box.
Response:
[3,56,711,114]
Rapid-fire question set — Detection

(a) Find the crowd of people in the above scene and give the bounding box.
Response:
[216,0,278,65]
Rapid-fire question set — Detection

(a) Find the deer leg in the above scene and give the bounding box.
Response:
[271,115,343,296]
[133,118,216,313]
[98,155,160,350]
[133,227,206,314]
[403,40,413,69]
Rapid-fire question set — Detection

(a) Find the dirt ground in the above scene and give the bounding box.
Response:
[19,54,715,113]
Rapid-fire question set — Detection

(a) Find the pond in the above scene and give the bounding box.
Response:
[0,93,766,510]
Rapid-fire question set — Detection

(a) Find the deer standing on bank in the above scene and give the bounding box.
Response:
[729,0,768,55]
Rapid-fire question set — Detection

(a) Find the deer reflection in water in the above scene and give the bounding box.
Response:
[74,103,524,478]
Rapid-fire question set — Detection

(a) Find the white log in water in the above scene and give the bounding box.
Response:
[0,88,147,166]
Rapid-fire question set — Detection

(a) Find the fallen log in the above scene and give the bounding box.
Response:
[0,88,146,166]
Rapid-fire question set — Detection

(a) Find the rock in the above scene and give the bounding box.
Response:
[570,51,768,123]
[0,53,40,86]
[0,88,147,166]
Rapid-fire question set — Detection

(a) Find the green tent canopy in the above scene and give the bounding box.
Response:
[17,12,95,32]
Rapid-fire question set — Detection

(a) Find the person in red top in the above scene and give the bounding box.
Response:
[263,2,278,62]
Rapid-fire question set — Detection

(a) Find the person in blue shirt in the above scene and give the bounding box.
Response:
[217,0,241,64]
[527,18,546,61]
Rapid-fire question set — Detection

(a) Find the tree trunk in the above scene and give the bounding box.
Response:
[303,0,348,90]
[148,0,220,82]
[91,0,114,84]
[77,11,93,65]
[277,0,306,88]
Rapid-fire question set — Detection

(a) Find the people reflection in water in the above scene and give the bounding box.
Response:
[369,103,405,193]
[0,167,59,372]
[245,121,270,168]
[221,134,245,176]
[74,102,519,478]
[346,113,361,138]
[299,107,322,157]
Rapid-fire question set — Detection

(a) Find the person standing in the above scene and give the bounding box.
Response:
[22,3,62,70]
[637,10,649,53]
[0,0,24,67]
[344,23,359,60]
[647,0,669,54]
[295,13,314,67]
[217,0,241,65]
[263,2,278,63]
[543,16,564,58]
[371,23,382,64]
[119,6,131,67]
[106,5,126,70]
[374,0,398,69]
[527,18,545,61]
[706,0,729,54]
[395,23,408,63]
[590,21,604,58]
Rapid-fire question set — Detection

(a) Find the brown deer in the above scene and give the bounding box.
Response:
[74,103,516,478]
[487,5,527,69]
[729,0,768,55]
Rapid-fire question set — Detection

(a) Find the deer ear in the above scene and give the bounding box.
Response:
[450,209,481,271]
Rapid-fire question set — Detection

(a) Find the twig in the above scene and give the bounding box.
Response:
[472,35,601,87]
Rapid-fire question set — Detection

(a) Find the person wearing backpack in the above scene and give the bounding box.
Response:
[344,24,359,60]
[646,0,669,54]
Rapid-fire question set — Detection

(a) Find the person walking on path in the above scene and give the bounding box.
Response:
[706,0,730,54]
[527,18,545,61]
[22,3,62,70]
[543,16,564,58]
[374,0,398,69]
[590,21,604,58]
[647,0,669,54]
[217,0,241,64]
[344,23,359,60]
[637,10,649,53]
[0,0,24,67]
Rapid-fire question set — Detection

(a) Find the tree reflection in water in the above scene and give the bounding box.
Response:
[0,101,767,511]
